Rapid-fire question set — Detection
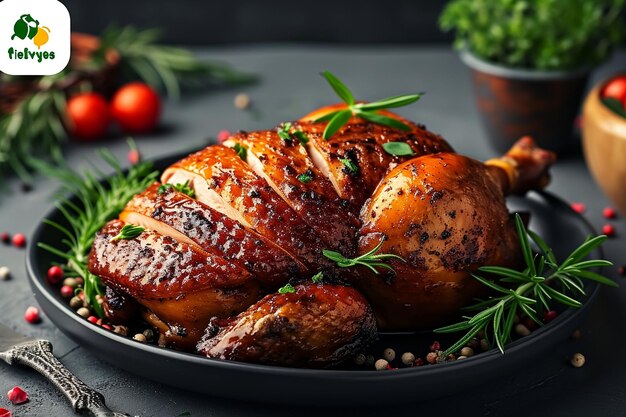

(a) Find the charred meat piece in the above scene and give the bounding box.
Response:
[121,182,306,286]
[162,145,338,272]
[89,220,261,350]
[197,283,376,368]
[224,129,359,255]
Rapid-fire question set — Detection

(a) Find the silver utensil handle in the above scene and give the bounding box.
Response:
[1,340,129,416]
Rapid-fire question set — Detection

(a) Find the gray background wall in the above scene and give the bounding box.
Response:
[60,0,452,44]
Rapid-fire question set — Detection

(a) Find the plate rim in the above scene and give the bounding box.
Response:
[25,151,602,380]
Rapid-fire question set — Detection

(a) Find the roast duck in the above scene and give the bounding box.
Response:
[88,104,556,367]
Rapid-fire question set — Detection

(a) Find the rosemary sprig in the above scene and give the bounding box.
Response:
[316,71,423,139]
[34,150,159,317]
[158,180,195,198]
[435,214,616,355]
[323,238,406,274]
[0,80,67,183]
[110,224,145,242]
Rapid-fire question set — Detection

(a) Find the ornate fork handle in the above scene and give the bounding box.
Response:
[0,340,130,416]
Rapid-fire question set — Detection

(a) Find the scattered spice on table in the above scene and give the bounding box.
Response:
[217,130,231,143]
[570,202,586,214]
[7,386,28,405]
[0,266,10,281]
[602,224,616,237]
[603,207,617,219]
[24,306,41,324]
[11,234,26,248]
[570,352,586,368]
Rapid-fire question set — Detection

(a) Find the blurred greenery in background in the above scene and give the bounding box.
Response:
[440,0,625,70]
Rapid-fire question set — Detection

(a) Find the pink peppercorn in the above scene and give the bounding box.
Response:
[570,202,586,214]
[7,386,28,405]
[47,266,64,285]
[24,306,41,324]
[602,224,615,237]
[603,207,617,219]
[12,233,26,248]
[102,324,113,331]
[87,316,99,324]
[60,285,74,298]
[0,232,9,244]
[128,149,141,165]
[618,266,626,276]
[217,130,231,144]
[429,341,441,352]
[543,310,558,323]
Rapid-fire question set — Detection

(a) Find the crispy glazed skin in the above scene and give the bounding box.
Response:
[224,130,359,255]
[197,284,376,368]
[162,146,336,271]
[88,220,260,350]
[120,183,306,286]
[358,153,524,330]
[297,104,454,209]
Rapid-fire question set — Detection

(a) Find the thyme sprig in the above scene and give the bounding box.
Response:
[34,149,159,317]
[323,238,406,274]
[435,214,616,355]
[316,71,423,139]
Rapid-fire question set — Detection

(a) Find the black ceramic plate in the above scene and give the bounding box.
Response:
[27,152,600,406]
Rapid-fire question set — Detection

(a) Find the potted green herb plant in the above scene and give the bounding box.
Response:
[440,0,625,153]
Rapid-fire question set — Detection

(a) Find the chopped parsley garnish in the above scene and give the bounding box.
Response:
[158,180,196,198]
[278,283,296,294]
[297,169,314,184]
[233,143,248,161]
[311,272,324,283]
[339,157,358,174]
[277,122,310,145]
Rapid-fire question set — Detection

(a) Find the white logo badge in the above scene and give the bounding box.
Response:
[0,0,71,75]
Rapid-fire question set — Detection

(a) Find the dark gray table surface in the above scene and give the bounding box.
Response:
[1,46,625,417]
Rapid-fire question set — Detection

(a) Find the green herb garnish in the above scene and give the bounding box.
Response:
[232,143,248,161]
[382,141,415,157]
[297,170,314,184]
[278,283,296,294]
[34,148,159,317]
[316,71,423,139]
[311,272,324,283]
[110,224,146,242]
[323,238,406,274]
[158,180,196,198]
[435,214,616,355]
[277,122,310,145]
[339,158,359,174]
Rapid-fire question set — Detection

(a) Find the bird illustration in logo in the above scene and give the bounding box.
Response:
[11,14,50,49]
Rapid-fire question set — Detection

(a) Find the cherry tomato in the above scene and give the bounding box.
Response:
[110,82,161,133]
[602,75,626,105]
[66,93,110,141]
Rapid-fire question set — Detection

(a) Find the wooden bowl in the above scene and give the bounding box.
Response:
[582,76,626,216]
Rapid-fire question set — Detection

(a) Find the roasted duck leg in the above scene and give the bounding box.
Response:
[357,137,556,330]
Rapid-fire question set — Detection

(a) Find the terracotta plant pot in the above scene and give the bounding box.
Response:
[461,50,589,154]
[582,76,626,216]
